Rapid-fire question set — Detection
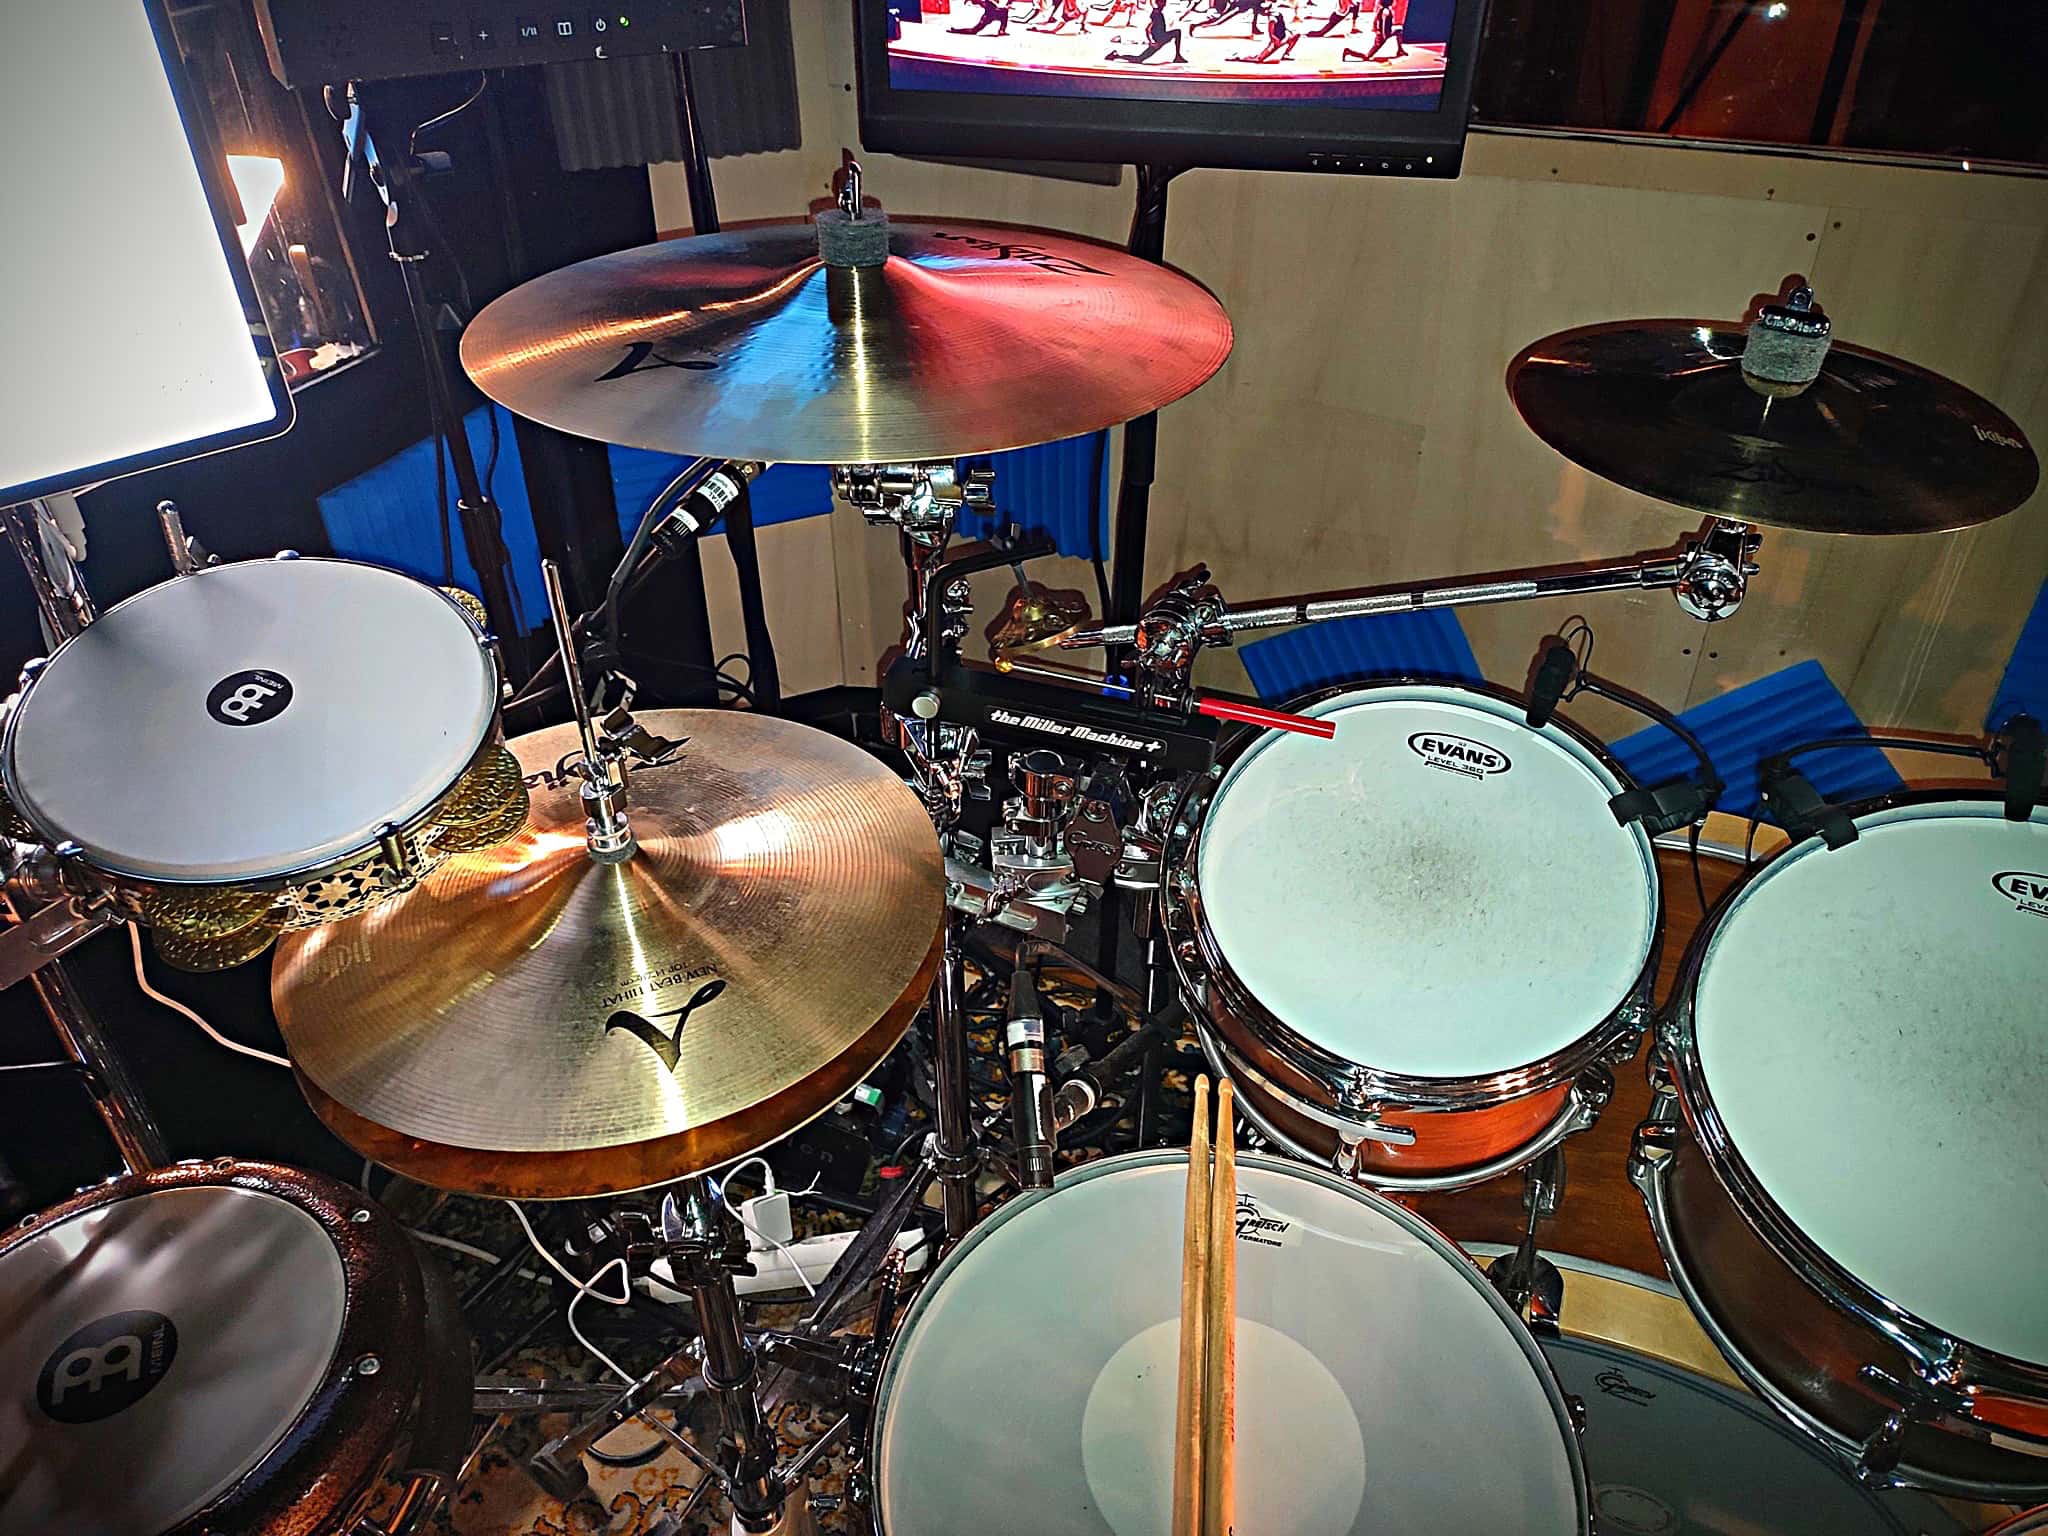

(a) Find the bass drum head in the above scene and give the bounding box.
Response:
[1691,800,2048,1365]
[875,1151,1585,1535]
[1525,1255,1980,1535]
[1192,684,1657,1079]
[1,559,495,882]
[0,1183,348,1536]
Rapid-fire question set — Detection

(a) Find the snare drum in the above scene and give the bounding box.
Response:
[1164,680,1662,1191]
[1638,794,2048,1498]
[872,1150,1589,1534]
[0,1158,470,1536]
[0,558,521,969]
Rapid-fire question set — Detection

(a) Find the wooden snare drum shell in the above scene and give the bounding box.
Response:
[0,1159,429,1536]
[1659,1133,2048,1498]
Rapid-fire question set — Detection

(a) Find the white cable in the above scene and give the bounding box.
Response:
[129,924,291,1068]
[504,1201,636,1382]
[713,1160,818,1299]
[409,1228,531,1271]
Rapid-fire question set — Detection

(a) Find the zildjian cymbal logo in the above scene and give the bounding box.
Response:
[606,978,726,1071]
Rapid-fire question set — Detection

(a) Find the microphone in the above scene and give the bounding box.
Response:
[1525,639,1578,728]
[1005,968,1056,1190]
[648,461,761,560]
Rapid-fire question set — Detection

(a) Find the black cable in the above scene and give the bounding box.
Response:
[409,73,489,158]
[1089,428,1111,617]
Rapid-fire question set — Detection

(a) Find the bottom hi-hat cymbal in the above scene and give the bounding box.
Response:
[271,710,943,1199]
[1508,319,2039,534]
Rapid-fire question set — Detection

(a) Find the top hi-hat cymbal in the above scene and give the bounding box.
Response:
[271,711,943,1199]
[459,220,1233,464]
[1508,320,2039,534]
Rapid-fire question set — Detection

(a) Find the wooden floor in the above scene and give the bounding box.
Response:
[1410,843,1748,1278]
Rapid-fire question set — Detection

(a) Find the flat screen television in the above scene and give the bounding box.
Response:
[0,0,293,506]
[855,0,1484,174]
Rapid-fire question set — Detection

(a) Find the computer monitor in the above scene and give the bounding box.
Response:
[0,0,293,507]
[856,0,1484,174]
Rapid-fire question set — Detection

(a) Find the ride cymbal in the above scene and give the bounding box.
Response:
[1508,320,2039,534]
[460,220,1233,463]
[271,711,943,1198]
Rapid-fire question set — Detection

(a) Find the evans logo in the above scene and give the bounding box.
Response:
[1993,870,2048,917]
[1407,732,1511,779]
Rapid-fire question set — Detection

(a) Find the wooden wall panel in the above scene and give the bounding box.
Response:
[653,4,2048,745]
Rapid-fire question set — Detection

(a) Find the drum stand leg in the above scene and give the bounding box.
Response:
[1486,1147,1566,1330]
[929,914,980,1244]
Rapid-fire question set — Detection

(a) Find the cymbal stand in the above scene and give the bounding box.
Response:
[530,1180,842,1534]
[0,503,167,1173]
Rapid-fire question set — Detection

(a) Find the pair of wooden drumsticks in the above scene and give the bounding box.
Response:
[1173,1075,1237,1536]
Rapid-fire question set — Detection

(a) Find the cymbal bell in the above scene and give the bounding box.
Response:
[459,220,1233,464]
[271,711,943,1199]
[1508,320,2039,534]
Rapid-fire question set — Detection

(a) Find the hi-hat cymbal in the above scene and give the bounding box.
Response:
[1508,320,2039,534]
[460,220,1233,463]
[271,711,943,1199]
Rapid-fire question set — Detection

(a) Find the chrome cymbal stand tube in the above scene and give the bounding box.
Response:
[0,504,165,1173]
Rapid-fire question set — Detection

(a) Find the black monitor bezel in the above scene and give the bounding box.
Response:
[0,0,294,507]
[854,0,1487,175]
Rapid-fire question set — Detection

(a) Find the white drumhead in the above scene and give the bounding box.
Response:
[2,559,495,881]
[1193,685,1657,1078]
[876,1152,1583,1535]
[0,1185,348,1535]
[1694,801,2048,1364]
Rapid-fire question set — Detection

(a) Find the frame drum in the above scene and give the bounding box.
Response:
[873,1150,1588,1534]
[1165,681,1661,1190]
[1641,794,2048,1498]
[0,1158,464,1536]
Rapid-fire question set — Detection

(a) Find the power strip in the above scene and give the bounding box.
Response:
[642,1225,926,1303]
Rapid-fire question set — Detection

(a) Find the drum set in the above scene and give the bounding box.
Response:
[1,162,2044,1535]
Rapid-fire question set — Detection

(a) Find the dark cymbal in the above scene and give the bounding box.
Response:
[1508,321,2039,534]
[460,220,1233,463]
[271,711,943,1199]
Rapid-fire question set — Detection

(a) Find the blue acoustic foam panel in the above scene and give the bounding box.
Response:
[608,451,835,534]
[1612,658,1901,822]
[316,406,547,633]
[959,432,1111,564]
[1238,608,1482,702]
[1988,575,2048,732]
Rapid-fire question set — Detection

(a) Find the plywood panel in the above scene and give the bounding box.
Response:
[650,7,2048,750]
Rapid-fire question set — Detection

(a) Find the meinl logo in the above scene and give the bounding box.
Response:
[1406,732,1512,780]
[1993,870,2048,918]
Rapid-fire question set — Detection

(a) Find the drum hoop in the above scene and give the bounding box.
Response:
[0,1156,427,1535]
[872,1148,1591,1533]
[0,559,501,888]
[1663,791,2048,1410]
[1162,677,1662,1113]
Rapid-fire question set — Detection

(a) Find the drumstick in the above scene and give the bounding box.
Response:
[1172,1075,1212,1536]
[1202,1079,1237,1536]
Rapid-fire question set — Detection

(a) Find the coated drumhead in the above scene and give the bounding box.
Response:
[1692,801,2048,1365]
[1193,685,1657,1078]
[0,1185,348,1535]
[875,1152,1585,1535]
[1,559,496,882]
[1528,1256,1975,1534]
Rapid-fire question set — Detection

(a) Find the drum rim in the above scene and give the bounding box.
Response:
[0,1156,426,1536]
[1162,676,1663,1114]
[1660,791,2048,1426]
[0,558,499,884]
[871,1147,1592,1533]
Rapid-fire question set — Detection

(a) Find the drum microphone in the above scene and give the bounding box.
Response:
[1006,967,1057,1190]
[648,460,762,560]
[1525,639,1579,728]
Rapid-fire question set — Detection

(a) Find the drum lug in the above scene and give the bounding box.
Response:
[375,823,417,883]
[1563,1392,1587,1438]
[1852,1406,1911,1485]
[1569,1065,1614,1125]
[1335,1079,1417,1145]
[16,656,48,693]
[1628,1113,1681,1190]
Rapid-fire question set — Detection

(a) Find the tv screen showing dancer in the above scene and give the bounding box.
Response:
[884,0,1457,110]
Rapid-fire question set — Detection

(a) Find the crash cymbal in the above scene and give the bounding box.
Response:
[460,220,1233,463]
[1508,320,2039,534]
[271,710,943,1199]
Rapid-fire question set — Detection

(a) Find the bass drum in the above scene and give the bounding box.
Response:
[0,1158,469,1536]
[1471,1247,2006,1535]
[873,1150,1588,1535]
